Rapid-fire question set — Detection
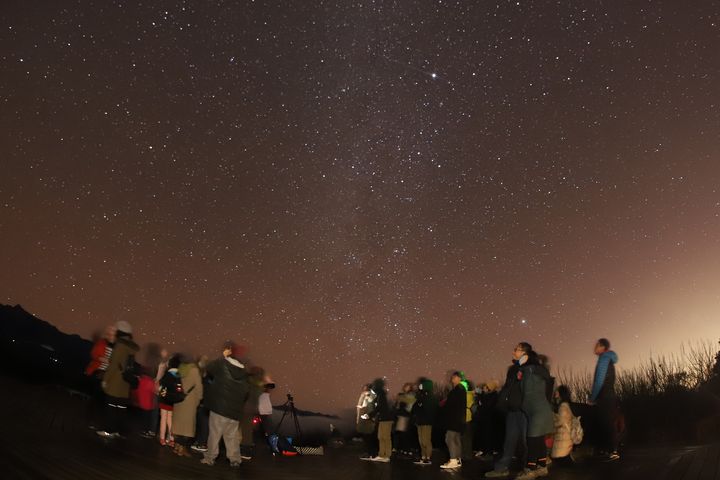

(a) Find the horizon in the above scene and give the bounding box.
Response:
[3,302,718,414]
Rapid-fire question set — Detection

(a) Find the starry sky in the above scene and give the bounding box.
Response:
[2,0,720,412]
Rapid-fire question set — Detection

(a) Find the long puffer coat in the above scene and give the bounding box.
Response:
[519,359,554,437]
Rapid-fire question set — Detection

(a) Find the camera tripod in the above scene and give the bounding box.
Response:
[274,393,303,453]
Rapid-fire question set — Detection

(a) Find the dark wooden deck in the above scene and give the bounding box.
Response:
[1,375,719,479]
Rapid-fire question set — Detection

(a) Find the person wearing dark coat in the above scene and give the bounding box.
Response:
[412,378,437,465]
[440,371,467,470]
[515,343,554,480]
[476,381,501,457]
[485,348,528,478]
[200,342,250,468]
[368,378,393,462]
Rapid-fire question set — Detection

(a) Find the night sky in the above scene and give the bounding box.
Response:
[2,1,720,412]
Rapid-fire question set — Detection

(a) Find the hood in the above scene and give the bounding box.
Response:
[116,336,139,352]
[178,362,197,378]
[371,378,385,394]
[602,350,618,364]
[420,378,434,394]
[225,357,247,380]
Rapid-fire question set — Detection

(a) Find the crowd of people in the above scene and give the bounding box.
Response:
[84,322,621,479]
[84,321,275,468]
[356,338,621,480]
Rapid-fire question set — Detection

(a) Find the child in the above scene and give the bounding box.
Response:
[158,355,183,446]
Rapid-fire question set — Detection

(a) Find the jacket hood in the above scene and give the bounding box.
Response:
[420,378,434,394]
[602,350,618,364]
[225,357,247,380]
[116,336,139,352]
[371,378,385,393]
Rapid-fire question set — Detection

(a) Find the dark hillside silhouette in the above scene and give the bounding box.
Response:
[0,304,92,387]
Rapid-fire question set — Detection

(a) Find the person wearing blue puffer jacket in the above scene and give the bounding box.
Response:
[589,338,620,461]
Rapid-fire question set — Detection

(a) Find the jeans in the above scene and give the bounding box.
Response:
[195,406,209,444]
[495,410,528,470]
[204,411,242,464]
[445,430,463,460]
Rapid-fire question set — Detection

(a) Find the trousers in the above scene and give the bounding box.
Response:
[204,411,242,464]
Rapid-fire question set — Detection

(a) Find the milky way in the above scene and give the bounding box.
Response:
[2,1,720,411]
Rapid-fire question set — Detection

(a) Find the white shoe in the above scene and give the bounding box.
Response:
[370,456,390,463]
[440,458,461,469]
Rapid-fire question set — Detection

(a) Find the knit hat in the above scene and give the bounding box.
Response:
[116,320,133,335]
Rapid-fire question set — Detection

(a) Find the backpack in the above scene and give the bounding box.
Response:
[465,390,474,422]
[121,354,140,389]
[159,371,186,405]
[570,415,584,445]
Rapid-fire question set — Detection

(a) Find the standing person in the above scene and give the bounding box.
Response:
[589,338,620,461]
[149,348,170,438]
[440,371,467,470]
[172,356,203,457]
[462,379,476,461]
[476,381,501,459]
[357,384,378,460]
[258,376,275,441]
[551,385,575,462]
[240,366,264,460]
[200,341,250,468]
[394,382,417,457]
[485,346,528,478]
[158,355,183,446]
[412,377,436,466]
[85,325,116,379]
[515,343,554,480]
[191,355,210,452]
[133,372,157,438]
[96,321,139,438]
[369,378,393,463]
[84,325,116,428]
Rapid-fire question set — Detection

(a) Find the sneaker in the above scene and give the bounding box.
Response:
[240,455,252,461]
[191,444,208,452]
[484,469,510,478]
[230,461,242,468]
[139,431,154,439]
[475,450,485,458]
[515,467,547,480]
[360,455,373,461]
[414,458,432,465]
[200,458,214,466]
[606,452,620,462]
[440,458,461,470]
[370,456,390,463]
[95,430,118,438]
